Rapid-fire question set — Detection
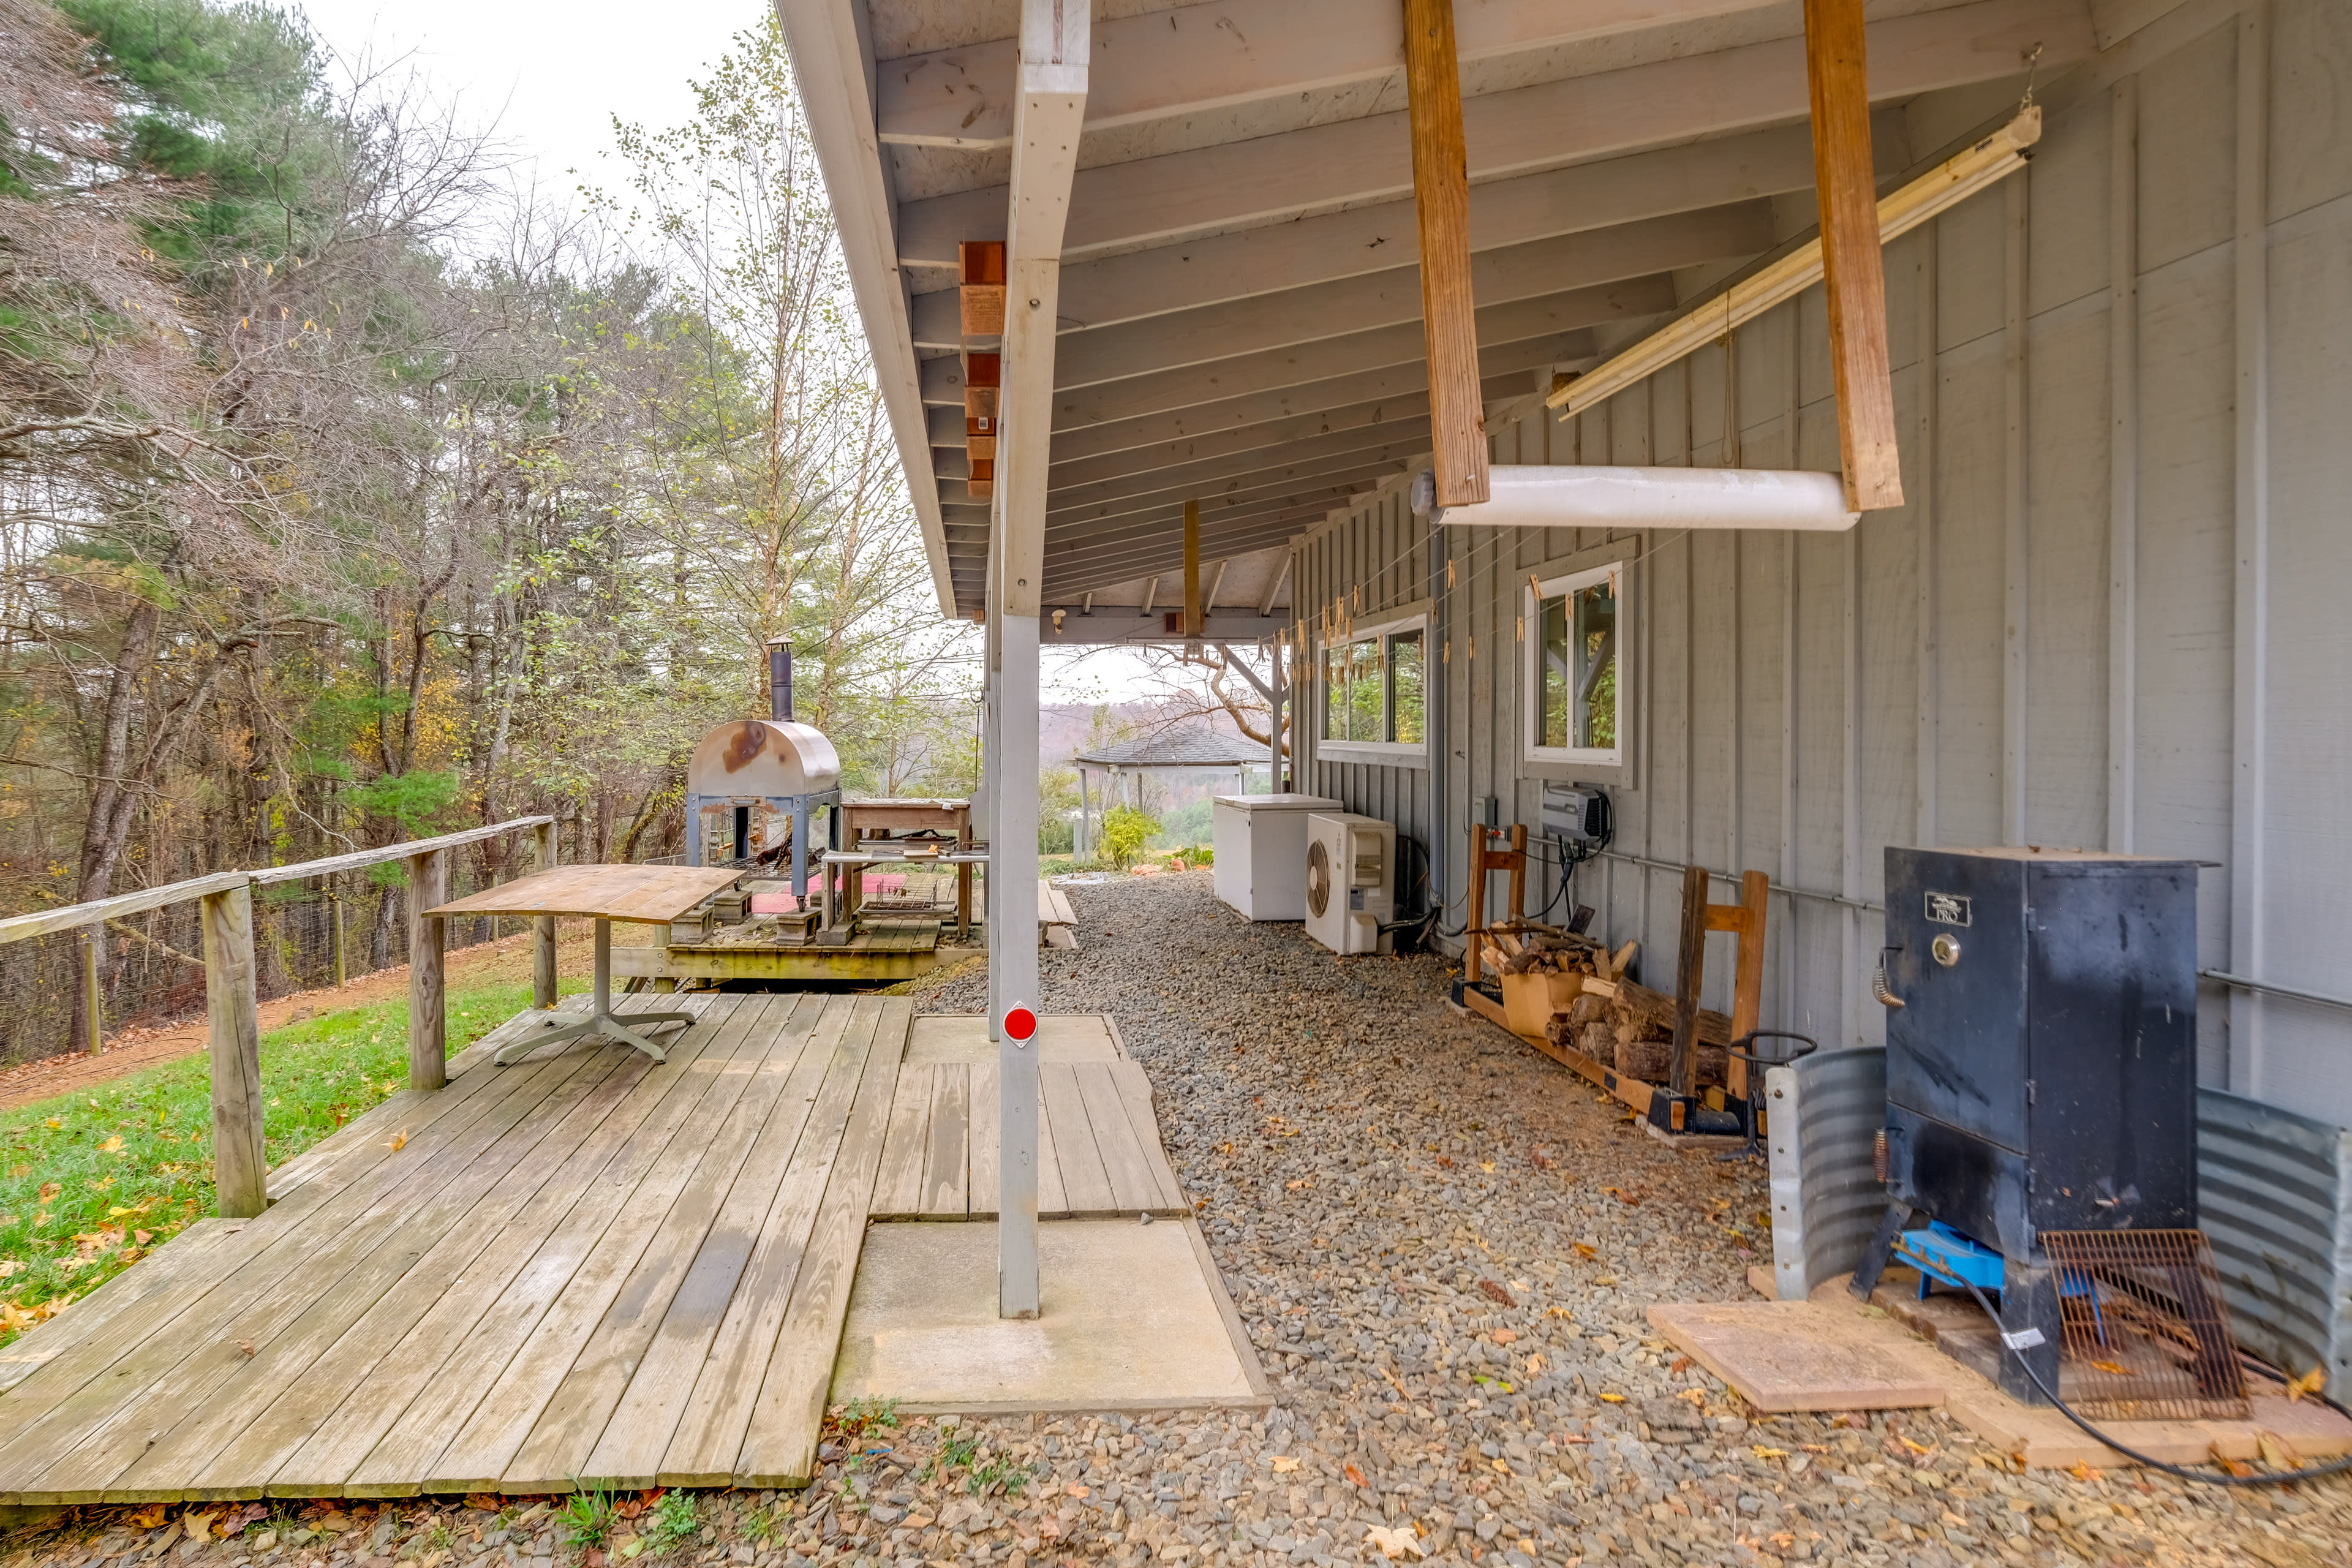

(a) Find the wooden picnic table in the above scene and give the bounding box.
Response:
[429,864,741,1063]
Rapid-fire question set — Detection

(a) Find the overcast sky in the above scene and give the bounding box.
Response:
[293,0,1165,704]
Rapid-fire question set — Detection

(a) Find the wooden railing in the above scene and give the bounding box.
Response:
[0,816,557,1218]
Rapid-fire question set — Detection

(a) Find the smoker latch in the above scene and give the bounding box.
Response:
[1872,948,1905,1009]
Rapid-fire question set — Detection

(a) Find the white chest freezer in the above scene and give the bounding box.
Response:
[1213,794,1343,921]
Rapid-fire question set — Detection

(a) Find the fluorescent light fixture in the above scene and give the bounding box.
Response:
[1431,465,1855,532]
[1548,107,2042,418]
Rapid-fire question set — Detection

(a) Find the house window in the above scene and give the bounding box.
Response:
[1320,615,1429,761]
[1525,564,1622,766]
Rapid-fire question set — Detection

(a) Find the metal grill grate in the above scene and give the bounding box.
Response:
[2040,1229,2250,1422]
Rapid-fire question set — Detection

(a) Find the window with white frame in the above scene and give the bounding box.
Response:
[1524,563,1622,766]
[1319,615,1427,761]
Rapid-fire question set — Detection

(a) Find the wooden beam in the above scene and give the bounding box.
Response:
[202,883,266,1219]
[1549,108,2041,417]
[892,0,2090,264]
[914,283,1648,426]
[907,121,1863,336]
[1406,0,1485,507]
[986,205,1770,386]
[1804,0,1904,511]
[1669,865,1711,1099]
[773,0,955,615]
[1183,500,1202,636]
[876,0,1787,148]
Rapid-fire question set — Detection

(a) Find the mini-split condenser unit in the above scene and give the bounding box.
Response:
[1303,812,1396,956]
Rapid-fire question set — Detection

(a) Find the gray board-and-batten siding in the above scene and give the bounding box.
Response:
[1293,0,2352,1128]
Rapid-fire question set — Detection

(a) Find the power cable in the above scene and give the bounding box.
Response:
[1961,1280,2352,1486]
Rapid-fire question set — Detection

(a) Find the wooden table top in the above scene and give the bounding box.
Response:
[426,864,742,923]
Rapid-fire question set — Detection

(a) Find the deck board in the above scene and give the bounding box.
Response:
[0,1000,1198,1503]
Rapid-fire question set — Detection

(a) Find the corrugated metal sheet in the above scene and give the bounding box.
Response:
[1766,1047,1887,1300]
[2198,1085,2352,1389]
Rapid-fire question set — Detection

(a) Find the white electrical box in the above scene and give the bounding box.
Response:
[1303,812,1397,955]
[1212,794,1342,920]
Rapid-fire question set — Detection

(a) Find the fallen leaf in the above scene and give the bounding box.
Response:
[1570,1243,1599,1261]
[1751,1447,1791,1460]
[235,1340,255,1359]
[385,1131,409,1152]
[2089,1359,2129,1376]
[2257,1431,2304,1470]
[1491,1329,1518,1345]
[42,1119,58,1131]
[37,1183,58,1203]
[2285,1365,2328,1403]
[1064,1483,1088,1498]
[1670,1355,1692,1374]
[128,1503,167,1529]
[99,1136,123,1153]
[133,1229,153,1246]
[1476,1280,1515,1307]
[182,1510,219,1541]
[1267,1454,1301,1472]
[1344,1462,1368,1488]
[1364,1523,1426,1560]
[1525,1353,1547,1373]
[1489,1457,1510,1474]
[1597,1393,1626,1404]
[1478,1161,1496,1174]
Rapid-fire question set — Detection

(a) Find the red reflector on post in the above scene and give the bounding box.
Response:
[1004,1005,1038,1041]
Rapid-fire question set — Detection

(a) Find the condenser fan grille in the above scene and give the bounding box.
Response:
[1306,838,1331,917]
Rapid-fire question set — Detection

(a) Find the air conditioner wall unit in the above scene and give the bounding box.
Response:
[1304,812,1396,956]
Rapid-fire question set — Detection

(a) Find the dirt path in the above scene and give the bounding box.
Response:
[0,925,601,1115]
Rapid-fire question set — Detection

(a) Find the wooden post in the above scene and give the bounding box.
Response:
[202,883,267,1219]
[1803,0,1904,511]
[1725,870,1770,1098]
[1504,824,1528,922]
[1183,499,1202,638]
[1464,824,1488,984]
[407,848,447,1091]
[1403,0,1488,507]
[330,890,346,987]
[1668,864,1711,1098]
[81,925,101,1055]
[532,818,557,1010]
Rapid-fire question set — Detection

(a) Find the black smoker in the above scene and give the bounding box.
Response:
[1861,846,2201,1401]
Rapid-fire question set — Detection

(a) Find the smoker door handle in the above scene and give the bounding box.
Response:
[1872,949,1905,1009]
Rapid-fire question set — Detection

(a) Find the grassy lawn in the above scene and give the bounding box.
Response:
[0,976,584,1343]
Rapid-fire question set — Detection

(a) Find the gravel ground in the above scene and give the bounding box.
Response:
[6,871,2347,1568]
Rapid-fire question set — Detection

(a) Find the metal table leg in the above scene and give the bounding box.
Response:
[494,919,695,1065]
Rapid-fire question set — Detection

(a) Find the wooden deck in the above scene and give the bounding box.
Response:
[870,1016,1186,1220]
[0,993,916,1501]
[0,996,1194,1506]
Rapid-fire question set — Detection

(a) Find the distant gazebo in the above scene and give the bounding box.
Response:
[1072,729,1273,859]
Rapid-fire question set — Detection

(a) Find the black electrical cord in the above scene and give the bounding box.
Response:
[1961,1279,2352,1485]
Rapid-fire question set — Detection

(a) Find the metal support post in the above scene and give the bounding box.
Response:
[998,612,1042,1319]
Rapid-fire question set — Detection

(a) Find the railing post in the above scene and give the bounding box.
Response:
[202,884,267,1218]
[408,848,447,1091]
[533,818,558,1010]
[330,888,346,987]
[81,924,102,1056]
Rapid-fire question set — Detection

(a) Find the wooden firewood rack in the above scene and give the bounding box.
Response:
[1456,843,1770,1139]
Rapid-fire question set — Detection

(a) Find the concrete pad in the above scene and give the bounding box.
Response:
[1647,1299,1951,1412]
[904,1014,1121,1065]
[833,1220,1269,1414]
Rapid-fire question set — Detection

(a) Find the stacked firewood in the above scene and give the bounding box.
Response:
[1480,933,1733,1088]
